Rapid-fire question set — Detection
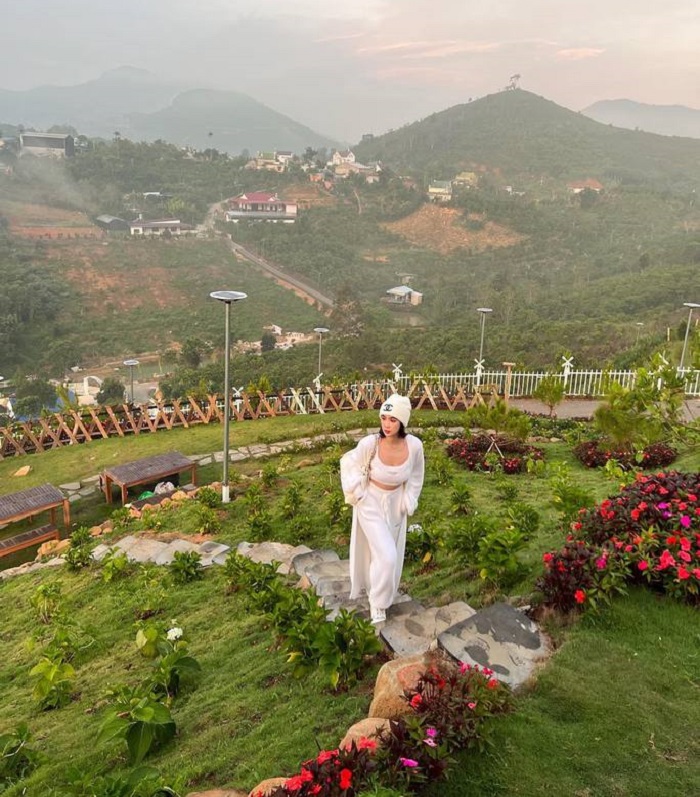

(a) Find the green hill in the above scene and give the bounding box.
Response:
[354,89,700,191]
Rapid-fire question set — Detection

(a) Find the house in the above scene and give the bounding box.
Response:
[129,218,195,237]
[246,151,294,172]
[20,132,74,158]
[427,180,452,203]
[95,214,129,231]
[225,191,298,223]
[331,150,356,166]
[386,285,423,306]
[567,178,604,194]
[454,171,478,187]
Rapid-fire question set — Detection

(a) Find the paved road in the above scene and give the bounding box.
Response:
[510,397,700,422]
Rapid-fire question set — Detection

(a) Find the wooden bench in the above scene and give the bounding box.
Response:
[0,524,60,558]
[102,452,197,505]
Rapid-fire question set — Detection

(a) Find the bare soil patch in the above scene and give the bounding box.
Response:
[1,201,102,238]
[283,182,337,208]
[382,204,525,254]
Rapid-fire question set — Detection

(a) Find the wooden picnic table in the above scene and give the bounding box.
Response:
[102,451,197,505]
[0,483,70,559]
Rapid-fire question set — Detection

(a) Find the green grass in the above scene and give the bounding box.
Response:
[0,414,698,796]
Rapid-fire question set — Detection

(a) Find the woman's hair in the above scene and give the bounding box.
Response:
[379,421,407,438]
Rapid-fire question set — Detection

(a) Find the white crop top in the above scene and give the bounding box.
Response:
[370,448,412,487]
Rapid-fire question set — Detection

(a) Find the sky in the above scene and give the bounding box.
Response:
[1,0,699,141]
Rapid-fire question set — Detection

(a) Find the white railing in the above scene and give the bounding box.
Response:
[395,368,700,398]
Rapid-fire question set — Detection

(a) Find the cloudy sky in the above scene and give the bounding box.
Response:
[2,0,698,140]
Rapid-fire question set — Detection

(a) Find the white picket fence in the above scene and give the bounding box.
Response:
[395,368,700,399]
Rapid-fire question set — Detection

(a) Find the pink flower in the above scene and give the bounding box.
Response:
[638,560,649,571]
[424,738,437,747]
[595,556,607,570]
[680,515,692,529]
[657,550,676,570]
[677,566,690,580]
[399,757,419,768]
[426,727,438,738]
[467,701,477,710]
[459,662,470,674]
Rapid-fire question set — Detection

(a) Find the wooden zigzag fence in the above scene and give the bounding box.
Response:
[0,380,502,460]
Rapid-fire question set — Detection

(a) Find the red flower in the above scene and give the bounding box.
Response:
[356,737,377,752]
[487,678,499,689]
[574,589,586,604]
[410,694,423,708]
[339,768,353,790]
[316,749,337,765]
[677,566,691,580]
[638,560,649,571]
[542,552,553,564]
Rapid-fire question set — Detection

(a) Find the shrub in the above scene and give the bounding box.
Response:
[195,485,221,508]
[446,434,544,474]
[476,527,529,587]
[168,550,203,584]
[573,439,678,470]
[539,471,700,611]
[31,582,62,624]
[446,514,495,564]
[30,657,75,710]
[405,523,442,565]
[313,609,383,690]
[0,723,41,786]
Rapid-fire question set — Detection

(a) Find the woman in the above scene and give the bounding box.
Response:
[340,394,425,624]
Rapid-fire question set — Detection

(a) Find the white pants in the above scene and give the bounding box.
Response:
[353,482,405,610]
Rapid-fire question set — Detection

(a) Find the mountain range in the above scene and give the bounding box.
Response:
[581,99,700,139]
[0,66,338,153]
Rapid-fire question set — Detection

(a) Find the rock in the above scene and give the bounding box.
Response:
[368,653,432,719]
[37,539,70,558]
[171,490,189,501]
[304,559,350,588]
[438,602,552,691]
[380,601,476,657]
[290,548,340,577]
[59,482,81,491]
[154,538,201,565]
[339,717,389,750]
[236,541,312,574]
[13,465,31,477]
[248,777,288,796]
[89,525,105,537]
[295,458,316,468]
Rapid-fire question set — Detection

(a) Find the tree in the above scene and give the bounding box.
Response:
[533,374,566,417]
[96,377,126,405]
[260,331,277,352]
[181,338,209,368]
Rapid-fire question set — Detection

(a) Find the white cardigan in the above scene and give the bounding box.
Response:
[340,433,425,601]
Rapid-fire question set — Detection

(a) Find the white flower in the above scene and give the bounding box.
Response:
[167,627,183,641]
[408,524,423,534]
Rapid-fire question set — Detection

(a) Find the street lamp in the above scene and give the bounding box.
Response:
[313,326,329,384]
[679,302,700,371]
[123,359,139,403]
[210,290,248,503]
[476,308,493,364]
[635,322,644,344]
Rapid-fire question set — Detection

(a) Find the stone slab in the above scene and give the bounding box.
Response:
[59,482,82,491]
[236,541,312,574]
[438,602,551,690]
[305,559,350,588]
[314,575,352,597]
[198,541,231,557]
[153,538,201,565]
[116,537,172,563]
[229,451,247,462]
[291,548,340,577]
[381,601,476,657]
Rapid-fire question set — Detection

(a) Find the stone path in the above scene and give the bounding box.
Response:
[85,535,551,691]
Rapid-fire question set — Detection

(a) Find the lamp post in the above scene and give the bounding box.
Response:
[476,308,492,364]
[313,326,329,385]
[679,302,700,371]
[210,290,247,503]
[123,359,139,403]
[635,322,644,344]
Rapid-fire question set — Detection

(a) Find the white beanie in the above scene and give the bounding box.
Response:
[379,394,411,428]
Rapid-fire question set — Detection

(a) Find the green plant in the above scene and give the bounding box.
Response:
[31,582,63,624]
[313,609,382,690]
[405,523,443,565]
[505,502,541,537]
[476,527,529,587]
[102,548,132,582]
[449,483,473,515]
[60,765,183,797]
[0,723,41,786]
[44,621,96,665]
[430,451,454,486]
[98,686,176,765]
[493,476,519,504]
[139,625,201,700]
[533,374,566,417]
[30,656,75,709]
[168,550,203,584]
[111,507,133,531]
[281,480,303,520]
[326,487,351,529]
[133,564,171,619]
[195,504,221,535]
[447,514,496,564]
[195,485,221,508]
[261,461,280,488]
[549,462,595,523]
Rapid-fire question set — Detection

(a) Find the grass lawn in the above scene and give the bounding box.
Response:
[0,412,698,796]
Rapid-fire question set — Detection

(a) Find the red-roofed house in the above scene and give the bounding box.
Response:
[225,191,298,223]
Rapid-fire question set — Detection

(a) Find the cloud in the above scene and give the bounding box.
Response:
[556,48,606,61]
